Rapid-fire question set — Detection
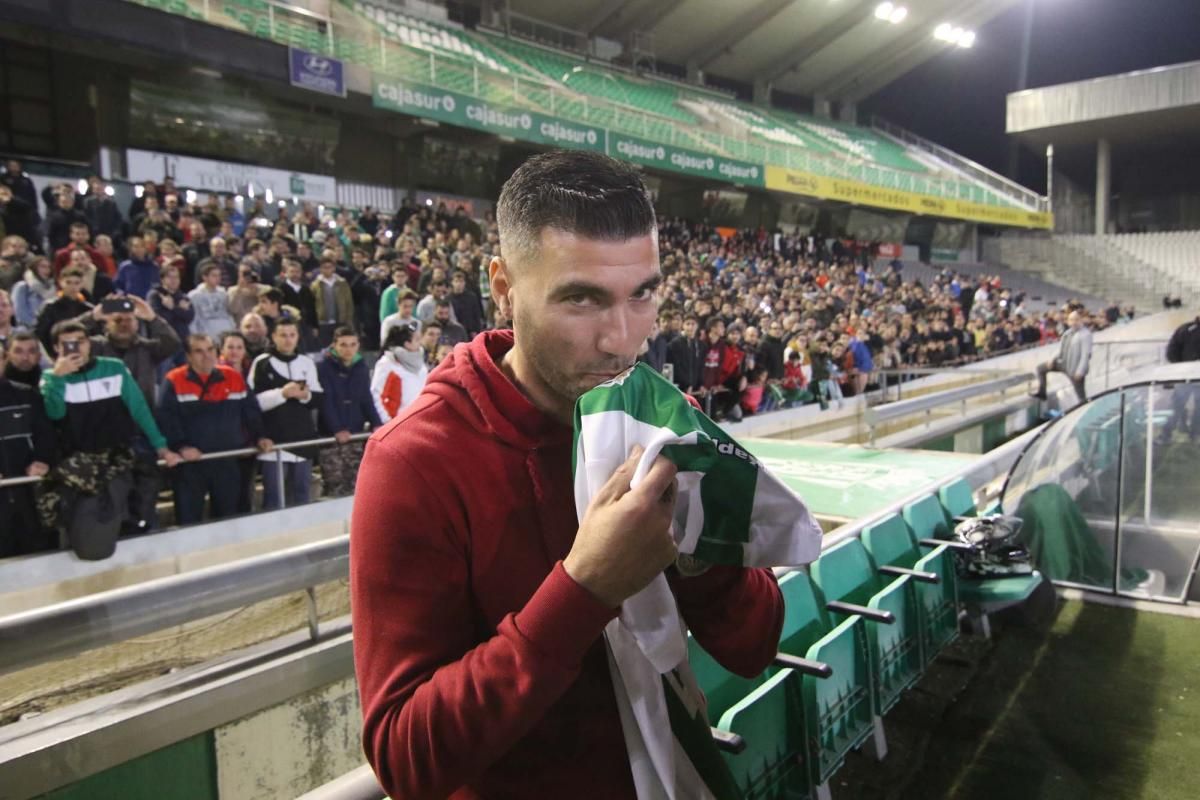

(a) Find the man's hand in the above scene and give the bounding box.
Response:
[52,353,84,376]
[564,445,679,609]
[334,430,351,444]
[91,304,109,322]
[131,296,155,321]
[281,381,304,399]
[179,298,191,310]
[180,446,203,462]
[158,448,183,468]
[256,438,274,453]
[25,461,49,477]
[159,294,175,309]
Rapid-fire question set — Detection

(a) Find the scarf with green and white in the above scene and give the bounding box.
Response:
[573,363,822,800]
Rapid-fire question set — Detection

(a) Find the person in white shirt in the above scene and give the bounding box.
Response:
[370,324,427,423]
[380,292,420,345]
[188,261,236,337]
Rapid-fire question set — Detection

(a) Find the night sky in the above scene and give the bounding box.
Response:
[862,0,1200,189]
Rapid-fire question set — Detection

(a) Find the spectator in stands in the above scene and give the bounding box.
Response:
[53,221,104,276]
[0,341,54,556]
[316,326,381,497]
[668,314,704,395]
[0,289,16,348]
[638,315,669,374]
[253,288,287,335]
[147,265,194,353]
[1160,315,1200,444]
[311,257,355,347]
[40,321,181,559]
[416,279,456,324]
[35,266,92,352]
[1,235,35,292]
[377,263,411,324]
[352,151,780,800]
[431,299,468,347]
[1032,310,1092,404]
[846,331,874,396]
[182,221,211,280]
[418,320,443,367]
[158,333,272,524]
[156,238,188,284]
[370,323,427,423]
[277,256,318,346]
[4,331,43,389]
[239,312,270,363]
[83,177,123,249]
[0,186,38,254]
[249,317,323,509]
[46,189,90,255]
[218,331,251,376]
[379,290,419,344]
[187,260,236,337]
[114,236,160,299]
[79,293,181,531]
[1,160,39,225]
[206,236,238,286]
[93,233,118,276]
[761,319,786,383]
[228,263,266,324]
[449,269,484,337]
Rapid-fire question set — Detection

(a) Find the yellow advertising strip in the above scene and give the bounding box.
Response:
[764,166,1052,230]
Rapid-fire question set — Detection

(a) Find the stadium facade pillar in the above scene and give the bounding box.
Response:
[838,101,857,125]
[813,94,831,119]
[753,79,771,106]
[1095,138,1111,235]
[686,59,702,84]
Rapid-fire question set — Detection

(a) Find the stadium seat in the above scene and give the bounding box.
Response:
[938,478,978,526]
[777,570,874,794]
[862,514,959,666]
[902,494,954,542]
[810,539,921,718]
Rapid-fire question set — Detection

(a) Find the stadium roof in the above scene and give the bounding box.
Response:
[503,0,1023,103]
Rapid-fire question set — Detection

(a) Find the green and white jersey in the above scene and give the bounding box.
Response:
[40,356,167,453]
[573,363,822,800]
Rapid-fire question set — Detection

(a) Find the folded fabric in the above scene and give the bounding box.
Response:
[573,362,823,800]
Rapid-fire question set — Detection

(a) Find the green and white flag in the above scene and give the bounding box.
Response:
[573,363,822,800]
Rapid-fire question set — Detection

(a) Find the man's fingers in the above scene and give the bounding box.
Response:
[596,445,644,504]
[630,454,678,506]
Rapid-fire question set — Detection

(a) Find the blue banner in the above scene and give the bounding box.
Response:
[289,48,345,98]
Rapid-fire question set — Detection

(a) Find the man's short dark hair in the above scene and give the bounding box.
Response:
[496,150,655,263]
[422,319,443,333]
[6,330,37,351]
[333,325,357,340]
[187,333,214,353]
[383,324,415,349]
[275,316,300,331]
[51,320,87,344]
[434,298,451,309]
[197,259,221,278]
[69,221,88,231]
[262,288,284,305]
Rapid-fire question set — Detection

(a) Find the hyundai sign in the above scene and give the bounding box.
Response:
[289,47,345,98]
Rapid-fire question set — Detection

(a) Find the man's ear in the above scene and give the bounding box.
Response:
[489,256,513,319]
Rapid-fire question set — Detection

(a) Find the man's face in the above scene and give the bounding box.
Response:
[285,264,302,283]
[451,275,466,294]
[272,324,299,355]
[162,269,180,290]
[392,269,409,288]
[0,186,11,205]
[70,226,89,246]
[432,283,448,300]
[493,228,660,408]
[106,312,138,343]
[187,338,217,374]
[744,326,759,345]
[60,275,84,296]
[334,335,359,363]
[211,239,226,257]
[203,268,222,288]
[241,315,267,343]
[683,319,698,338]
[768,321,782,339]
[5,160,19,175]
[727,329,742,346]
[57,332,90,361]
[319,261,336,279]
[399,298,416,318]
[0,291,11,325]
[8,337,39,371]
[421,327,440,351]
[165,195,179,211]
[130,238,146,259]
[434,304,451,324]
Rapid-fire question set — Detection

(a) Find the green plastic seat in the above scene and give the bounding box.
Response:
[903,494,954,542]
[777,571,873,792]
[811,539,921,715]
[863,513,959,666]
[938,479,977,527]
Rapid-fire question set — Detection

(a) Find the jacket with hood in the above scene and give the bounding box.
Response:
[369,346,428,423]
[12,268,57,328]
[248,347,323,459]
[350,329,783,800]
[317,347,382,435]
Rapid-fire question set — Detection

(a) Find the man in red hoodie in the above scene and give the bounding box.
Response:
[351,150,783,800]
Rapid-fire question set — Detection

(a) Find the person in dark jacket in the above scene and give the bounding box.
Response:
[1,160,40,224]
[0,344,55,556]
[34,266,92,352]
[760,320,787,382]
[248,318,323,509]
[448,269,485,337]
[114,236,161,299]
[147,265,194,359]
[1161,316,1200,443]
[316,327,382,496]
[158,333,272,524]
[0,184,39,248]
[667,315,705,395]
[83,177,125,250]
[276,257,318,349]
[637,316,669,374]
[45,190,90,255]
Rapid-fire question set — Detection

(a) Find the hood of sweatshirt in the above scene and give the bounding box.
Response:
[423,329,571,453]
[323,345,363,367]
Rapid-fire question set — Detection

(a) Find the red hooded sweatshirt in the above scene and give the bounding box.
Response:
[351,330,784,800]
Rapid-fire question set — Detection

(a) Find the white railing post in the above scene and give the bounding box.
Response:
[430,52,436,84]
[267,4,275,38]
[473,64,479,95]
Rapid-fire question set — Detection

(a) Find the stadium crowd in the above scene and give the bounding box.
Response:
[0,159,1120,559]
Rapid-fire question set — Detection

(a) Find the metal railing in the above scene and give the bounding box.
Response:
[0,432,371,494]
[863,373,1032,445]
[871,115,1050,213]
[123,0,1030,211]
